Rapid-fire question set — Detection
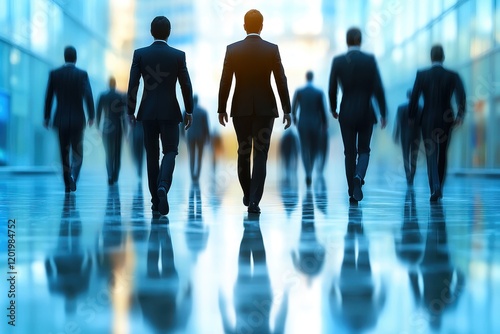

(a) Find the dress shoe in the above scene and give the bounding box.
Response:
[243,196,249,207]
[157,187,169,215]
[248,202,261,214]
[305,176,312,187]
[69,177,76,192]
[430,190,442,202]
[352,177,363,201]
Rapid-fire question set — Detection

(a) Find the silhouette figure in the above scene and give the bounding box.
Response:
[129,116,145,180]
[314,175,328,216]
[409,44,466,201]
[185,183,209,262]
[411,203,465,330]
[127,16,193,216]
[44,46,95,192]
[394,89,422,186]
[95,186,124,278]
[137,218,192,333]
[219,214,288,333]
[291,190,325,283]
[278,127,300,184]
[394,189,424,267]
[185,95,210,183]
[279,172,299,219]
[45,194,92,314]
[329,206,386,332]
[292,71,328,186]
[328,28,387,204]
[96,77,127,185]
[217,9,292,214]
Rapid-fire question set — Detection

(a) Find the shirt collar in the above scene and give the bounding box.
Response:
[347,46,361,52]
[432,62,443,67]
[154,39,167,44]
[64,62,75,67]
[246,33,260,37]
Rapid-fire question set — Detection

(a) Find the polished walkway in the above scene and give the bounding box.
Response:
[1,160,499,334]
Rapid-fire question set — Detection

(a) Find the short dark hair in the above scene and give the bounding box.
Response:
[64,46,77,63]
[306,71,313,82]
[346,27,362,46]
[430,44,445,62]
[151,16,171,40]
[244,9,263,34]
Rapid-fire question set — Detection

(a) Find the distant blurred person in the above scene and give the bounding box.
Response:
[185,95,210,183]
[329,27,387,204]
[218,9,292,214]
[409,44,466,201]
[96,77,126,185]
[394,89,421,186]
[129,114,145,180]
[44,46,95,192]
[292,70,328,186]
[127,16,193,216]
[279,127,299,181]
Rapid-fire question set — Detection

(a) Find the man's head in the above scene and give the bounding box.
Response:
[109,77,116,89]
[346,27,362,47]
[430,44,445,63]
[64,46,77,63]
[193,94,199,106]
[151,16,171,40]
[306,71,314,82]
[244,9,263,34]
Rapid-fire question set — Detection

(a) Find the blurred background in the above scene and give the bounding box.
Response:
[0,0,498,173]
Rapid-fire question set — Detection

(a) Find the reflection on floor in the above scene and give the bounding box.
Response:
[1,162,499,334]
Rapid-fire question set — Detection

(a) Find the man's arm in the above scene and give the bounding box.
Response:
[409,72,422,121]
[127,50,141,118]
[83,72,95,126]
[372,57,387,127]
[178,52,193,114]
[96,95,103,129]
[454,73,466,125]
[328,58,339,119]
[217,47,233,126]
[272,45,291,114]
[44,72,54,128]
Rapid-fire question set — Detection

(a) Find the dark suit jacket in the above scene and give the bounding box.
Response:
[292,84,327,128]
[127,41,193,122]
[218,35,291,117]
[44,64,95,129]
[409,65,466,129]
[328,50,387,124]
[96,88,126,128]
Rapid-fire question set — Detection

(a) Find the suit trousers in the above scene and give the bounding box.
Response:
[233,115,275,205]
[421,123,452,194]
[339,119,373,196]
[130,122,144,178]
[57,126,84,187]
[142,120,179,206]
[298,125,321,179]
[103,122,123,183]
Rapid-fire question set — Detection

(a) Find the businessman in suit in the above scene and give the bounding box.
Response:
[218,9,292,214]
[409,45,466,201]
[96,77,127,186]
[328,28,387,204]
[394,89,421,186]
[292,70,328,186]
[127,16,193,216]
[44,46,95,193]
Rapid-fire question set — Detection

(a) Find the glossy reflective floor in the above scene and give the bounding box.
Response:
[1,160,499,334]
